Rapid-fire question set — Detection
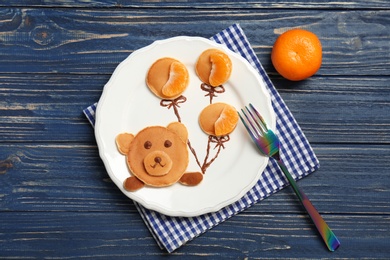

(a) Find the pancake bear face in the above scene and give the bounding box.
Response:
[116,122,202,191]
[127,125,188,186]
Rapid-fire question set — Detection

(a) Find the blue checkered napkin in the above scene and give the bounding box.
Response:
[83,23,320,253]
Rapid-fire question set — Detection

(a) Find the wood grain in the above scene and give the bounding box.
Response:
[1,1,389,9]
[0,2,389,258]
[0,144,388,214]
[0,9,388,76]
[0,212,388,258]
[0,75,388,143]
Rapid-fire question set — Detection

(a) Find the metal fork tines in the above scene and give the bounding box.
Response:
[239,103,340,252]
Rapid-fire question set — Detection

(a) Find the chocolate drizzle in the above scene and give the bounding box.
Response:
[201,83,225,104]
[187,140,202,171]
[157,80,232,175]
[201,135,229,173]
[210,135,230,149]
[188,135,230,174]
[160,95,187,122]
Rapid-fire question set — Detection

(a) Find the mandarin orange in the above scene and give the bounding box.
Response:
[161,61,189,98]
[271,28,322,81]
[198,102,238,136]
[196,49,232,87]
[146,58,189,99]
[209,51,232,87]
[214,104,238,136]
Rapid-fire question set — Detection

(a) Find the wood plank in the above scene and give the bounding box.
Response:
[0,9,388,75]
[0,74,388,144]
[0,212,388,258]
[0,2,388,259]
[1,0,389,9]
[274,76,390,144]
[0,74,103,143]
[1,144,389,214]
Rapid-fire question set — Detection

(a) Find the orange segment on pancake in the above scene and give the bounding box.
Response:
[146,58,189,99]
[195,49,232,87]
[214,104,239,136]
[199,102,238,136]
[209,51,233,87]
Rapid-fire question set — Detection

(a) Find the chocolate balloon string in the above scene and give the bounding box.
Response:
[198,135,230,174]
[210,135,230,149]
[160,95,187,122]
[200,83,225,104]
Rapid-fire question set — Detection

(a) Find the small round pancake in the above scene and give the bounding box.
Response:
[195,49,232,87]
[143,151,173,176]
[146,58,189,99]
[199,102,238,136]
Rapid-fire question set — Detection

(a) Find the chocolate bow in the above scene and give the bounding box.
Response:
[201,83,225,103]
[160,95,187,122]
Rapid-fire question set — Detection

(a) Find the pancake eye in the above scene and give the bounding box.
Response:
[144,141,152,149]
[164,140,172,148]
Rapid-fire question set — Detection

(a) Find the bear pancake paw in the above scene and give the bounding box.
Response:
[124,176,145,192]
[179,172,203,186]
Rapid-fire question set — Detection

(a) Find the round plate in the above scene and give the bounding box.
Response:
[95,36,275,217]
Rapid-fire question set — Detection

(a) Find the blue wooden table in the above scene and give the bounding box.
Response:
[1,1,389,258]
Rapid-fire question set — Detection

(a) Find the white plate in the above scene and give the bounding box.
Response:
[95,36,276,217]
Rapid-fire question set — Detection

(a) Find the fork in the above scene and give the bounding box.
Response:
[239,103,340,251]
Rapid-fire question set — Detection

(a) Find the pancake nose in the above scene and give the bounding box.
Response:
[154,157,161,163]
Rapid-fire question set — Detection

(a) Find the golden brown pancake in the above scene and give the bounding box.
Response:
[117,122,190,188]
[199,102,238,136]
[146,58,189,99]
[195,49,232,87]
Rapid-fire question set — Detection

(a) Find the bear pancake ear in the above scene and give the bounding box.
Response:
[167,122,188,142]
[116,133,134,155]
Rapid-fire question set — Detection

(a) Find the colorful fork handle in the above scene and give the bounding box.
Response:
[276,159,341,251]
